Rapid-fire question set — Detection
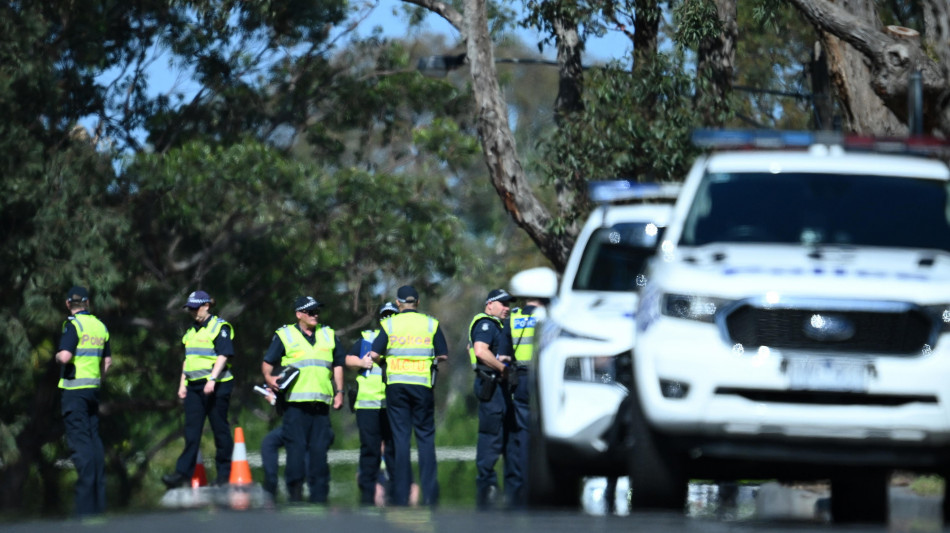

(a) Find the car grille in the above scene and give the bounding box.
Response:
[724,305,933,354]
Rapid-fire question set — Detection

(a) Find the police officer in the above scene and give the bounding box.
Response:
[56,286,111,516]
[469,288,520,509]
[506,295,546,509]
[261,296,344,503]
[163,290,235,488]
[367,286,448,506]
[346,301,398,505]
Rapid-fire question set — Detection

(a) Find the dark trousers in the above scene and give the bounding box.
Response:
[283,402,333,503]
[356,408,395,505]
[509,369,530,508]
[386,383,438,506]
[261,424,287,497]
[61,389,106,516]
[474,375,522,508]
[175,379,233,483]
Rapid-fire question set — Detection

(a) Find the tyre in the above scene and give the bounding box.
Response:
[525,410,581,508]
[627,388,688,511]
[829,470,889,524]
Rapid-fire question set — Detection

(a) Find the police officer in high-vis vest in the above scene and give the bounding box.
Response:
[469,288,521,509]
[346,301,398,505]
[163,290,235,489]
[367,286,448,506]
[262,296,344,503]
[506,295,546,508]
[56,286,111,516]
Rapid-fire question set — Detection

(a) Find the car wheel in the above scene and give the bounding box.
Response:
[627,388,688,511]
[526,412,581,508]
[829,469,888,524]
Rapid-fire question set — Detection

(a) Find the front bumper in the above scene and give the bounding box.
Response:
[635,317,950,461]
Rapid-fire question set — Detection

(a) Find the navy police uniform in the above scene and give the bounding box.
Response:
[57,287,110,516]
[347,308,397,505]
[469,289,524,509]
[506,304,541,508]
[370,286,448,506]
[262,297,344,503]
[170,292,235,486]
[470,310,521,508]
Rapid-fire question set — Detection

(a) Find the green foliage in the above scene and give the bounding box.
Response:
[673,0,722,47]
[533,51,701,233]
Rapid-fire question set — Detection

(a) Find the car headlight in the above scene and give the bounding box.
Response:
[661,293,732,323]
[564,355,626,387]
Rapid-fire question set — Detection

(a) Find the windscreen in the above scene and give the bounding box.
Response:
[680,172,950,252]
[572,222,663,291]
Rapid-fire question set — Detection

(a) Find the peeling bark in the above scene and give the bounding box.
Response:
[787,0,950,136]
[461,0,571,269]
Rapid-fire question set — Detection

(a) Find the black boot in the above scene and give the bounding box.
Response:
[162,472,187,490]
[288,481,304,502]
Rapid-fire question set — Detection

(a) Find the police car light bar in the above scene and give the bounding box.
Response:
[691,129,844,149]
[692,128,950,156]
[588,180,681,204]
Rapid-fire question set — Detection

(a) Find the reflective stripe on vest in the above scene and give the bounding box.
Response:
[59,314,109,390]
[381,313,437,388]
[510,307,537,363]
[356,329,386,409]
[182,316,234,382]
[468,313,504,368]
[278,325,335,404]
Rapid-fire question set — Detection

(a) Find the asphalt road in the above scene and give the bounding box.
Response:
[3,481,942,533]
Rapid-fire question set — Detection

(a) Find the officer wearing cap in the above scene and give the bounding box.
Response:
[163,290,235,489]
[56,285,111,515]
[345,301,398,506]
[261,295,344,503]
[469,288,521,509]
[367,286,448,506]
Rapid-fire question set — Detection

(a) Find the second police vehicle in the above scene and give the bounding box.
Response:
[510,181,677,507]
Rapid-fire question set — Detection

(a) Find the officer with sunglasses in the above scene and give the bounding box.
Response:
[262,296,345,503]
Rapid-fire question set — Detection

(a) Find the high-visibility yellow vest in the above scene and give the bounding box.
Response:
[509,307,538,363]
[277,325,335,404]
[468,313,504,367]
[381,312,437,388]
[59,314,109,390]
[181,316,234,382]
[355,329,386,409]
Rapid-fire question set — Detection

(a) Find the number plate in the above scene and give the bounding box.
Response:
[785,358,868,392]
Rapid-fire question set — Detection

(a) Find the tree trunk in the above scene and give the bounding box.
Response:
[787,0,950,137]
[819,0,905,134]
[462,0,572,269]
[695,0,737,126]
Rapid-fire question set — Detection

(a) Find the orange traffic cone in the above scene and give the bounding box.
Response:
[228,427,253,485]
[191,449,209,488]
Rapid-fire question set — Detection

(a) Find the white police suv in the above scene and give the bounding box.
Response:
[510,181,677,507]
[631,130,950,523]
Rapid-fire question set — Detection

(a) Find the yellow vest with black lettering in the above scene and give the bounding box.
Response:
[59,314,109,390]
[182,316,234,383]
[355,329,386,409]
[509,307,537,363]
[277,325,335,404]
[381,312,437,388]
[468,313,504,367]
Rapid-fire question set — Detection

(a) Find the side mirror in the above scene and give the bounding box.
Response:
[509,267,558,300]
